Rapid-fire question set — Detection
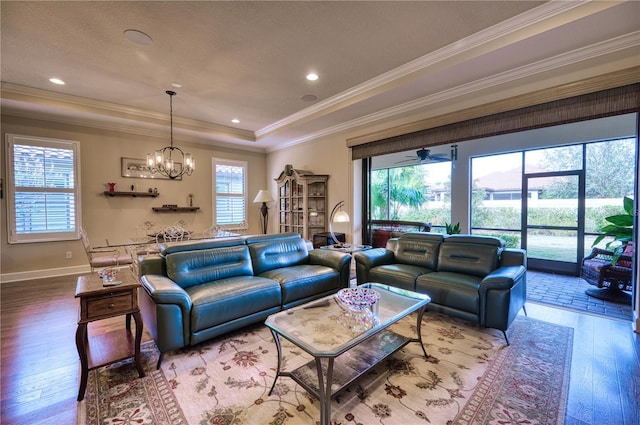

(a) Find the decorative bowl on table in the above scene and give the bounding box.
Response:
[336,287,381,312]
[336,308,379,333]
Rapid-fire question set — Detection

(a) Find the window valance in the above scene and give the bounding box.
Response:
[351,83,639,161]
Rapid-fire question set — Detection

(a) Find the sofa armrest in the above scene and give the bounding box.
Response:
[479,265,527,331]
[353,248,394,267]
[309,248,351,269]
[501,249,527,268]
[480,265,526,291]
[309,249,352,287]
[353,248,395,283]
[138,255,166,278]
[139,274,192,353]
[140,275,192,311]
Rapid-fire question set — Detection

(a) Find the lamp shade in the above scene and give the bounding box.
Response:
[253,190,274,203]
[332,210,350,223]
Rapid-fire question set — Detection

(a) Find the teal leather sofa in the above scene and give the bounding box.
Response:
[138,233,351,367]
[353,233,527,344]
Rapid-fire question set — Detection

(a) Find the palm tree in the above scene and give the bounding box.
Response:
[371,166,428,220]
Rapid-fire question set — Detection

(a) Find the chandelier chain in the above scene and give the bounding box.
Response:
[146,90,195,179]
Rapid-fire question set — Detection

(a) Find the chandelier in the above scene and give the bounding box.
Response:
[146,90,195,179]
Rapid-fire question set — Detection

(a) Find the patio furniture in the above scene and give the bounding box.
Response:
[370,220,431,248]
[581,247,633,304]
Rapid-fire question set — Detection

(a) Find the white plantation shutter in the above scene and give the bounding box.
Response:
[213,159,247,228]
[6,134,81,243]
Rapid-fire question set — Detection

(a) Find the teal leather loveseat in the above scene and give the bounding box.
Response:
[138,233,351,367]
[353,233,527,343]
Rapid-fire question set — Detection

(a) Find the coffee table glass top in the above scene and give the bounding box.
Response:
[265,283,430,357]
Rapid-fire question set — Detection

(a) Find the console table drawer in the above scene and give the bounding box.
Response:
[85,293,134,318]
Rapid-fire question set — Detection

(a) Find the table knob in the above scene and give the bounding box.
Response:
[109,303,115,308]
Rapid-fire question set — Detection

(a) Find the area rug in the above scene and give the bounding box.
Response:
[80,312,572,425]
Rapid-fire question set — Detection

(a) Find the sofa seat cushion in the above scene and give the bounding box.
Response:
[259,264,339,305]
[369,264,433,292]
[416,272,481,315]
[186,276,281,333]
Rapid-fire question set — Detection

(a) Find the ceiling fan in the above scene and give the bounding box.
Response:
[396,148,451,164]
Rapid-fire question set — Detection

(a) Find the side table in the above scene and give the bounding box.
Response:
[75,269,145,401]
[319,244,372,254]
[320,244,372,283]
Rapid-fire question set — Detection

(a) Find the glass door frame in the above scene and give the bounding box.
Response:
[522,168,586,275]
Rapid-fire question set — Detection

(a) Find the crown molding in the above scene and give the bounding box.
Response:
[267,33,640,153]
[0,83,256,143]
[257,0,620,140]
[345,66,640,148]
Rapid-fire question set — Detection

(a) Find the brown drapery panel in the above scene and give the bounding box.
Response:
[351,83,640,161]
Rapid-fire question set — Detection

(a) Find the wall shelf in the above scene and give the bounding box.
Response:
[152,206,200,212]
[104,191,159,198]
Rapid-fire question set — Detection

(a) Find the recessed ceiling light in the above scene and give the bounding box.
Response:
[301,94,317,102]
[49,78,65,85]
[306,73,319,81]
[171,82,183,88]
[231,119,240,124]
[124,29,153,46]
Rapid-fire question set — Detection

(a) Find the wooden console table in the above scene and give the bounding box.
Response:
[74,270,145,401]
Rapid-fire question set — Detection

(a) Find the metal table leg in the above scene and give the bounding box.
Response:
[415,306,429,359]
[315,356,335,425]
[268,329,283,396]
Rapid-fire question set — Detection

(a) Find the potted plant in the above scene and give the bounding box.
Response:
[592,196,634,265]
[445,222,461,235]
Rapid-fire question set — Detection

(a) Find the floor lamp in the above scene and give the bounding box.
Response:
[253,190,274,234]
[329,201,350,247]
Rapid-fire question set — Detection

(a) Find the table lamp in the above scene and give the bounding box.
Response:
[253,190,275,234]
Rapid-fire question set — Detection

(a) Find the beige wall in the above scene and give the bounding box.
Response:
[266,134,356,243]
[1,114,267,280]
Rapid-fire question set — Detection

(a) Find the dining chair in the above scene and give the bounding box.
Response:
[134,220,161,255]
[156,225,191,243]
[79,226,132,272]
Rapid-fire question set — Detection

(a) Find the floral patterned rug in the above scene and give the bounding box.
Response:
[81,312,572,425]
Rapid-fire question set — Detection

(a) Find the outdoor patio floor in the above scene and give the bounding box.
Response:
[527,270,633,321]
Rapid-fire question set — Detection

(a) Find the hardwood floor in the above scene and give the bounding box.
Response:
[1,274,639,424]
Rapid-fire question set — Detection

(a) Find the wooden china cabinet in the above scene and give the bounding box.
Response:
[275,166,328,240]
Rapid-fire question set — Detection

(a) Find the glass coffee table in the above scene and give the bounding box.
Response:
[265,283,431,425]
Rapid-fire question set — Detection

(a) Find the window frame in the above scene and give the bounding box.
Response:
[5,134,82,244]
[212,157,248,230]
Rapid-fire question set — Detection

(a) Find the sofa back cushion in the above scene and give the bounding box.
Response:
[391,233,445,269]
[249,236,309,275]
[160,237,245,256]
[443,235,504,247]
[437,241,500,277]
[166,245,253,289]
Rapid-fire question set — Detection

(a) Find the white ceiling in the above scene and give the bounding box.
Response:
[1,1,639,153]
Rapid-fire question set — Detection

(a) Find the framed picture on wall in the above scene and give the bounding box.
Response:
[121,157,182,180]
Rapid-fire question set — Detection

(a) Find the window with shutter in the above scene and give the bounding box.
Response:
[6,134,81,243]
[213,158,248,229]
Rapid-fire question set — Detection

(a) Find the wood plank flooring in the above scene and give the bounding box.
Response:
[1,274,639,425]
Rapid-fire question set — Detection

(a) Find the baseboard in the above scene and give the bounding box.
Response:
[0,265,90,284]
[634,310,639,334]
